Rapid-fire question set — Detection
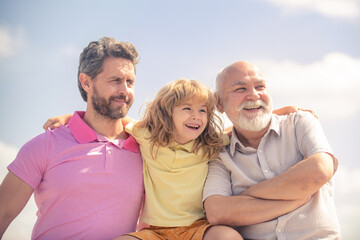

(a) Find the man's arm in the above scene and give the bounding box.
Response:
[0,171,33,238]
[203,158,310,226]
[243,152,336,200]
[243,111,338,201]
[204,194,309,226]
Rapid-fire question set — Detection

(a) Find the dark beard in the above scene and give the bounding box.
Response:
[91,87,133,120]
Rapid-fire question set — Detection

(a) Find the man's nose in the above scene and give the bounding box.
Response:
[117,81,130,94]
[246,88,260,100]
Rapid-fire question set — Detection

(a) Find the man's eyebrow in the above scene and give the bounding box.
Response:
[255,80,266,84]
[230,79,266,87]
[108,75,135,80]
[231,81,246,86]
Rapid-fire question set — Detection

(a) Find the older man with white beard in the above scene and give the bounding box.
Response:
[203,61,341,239]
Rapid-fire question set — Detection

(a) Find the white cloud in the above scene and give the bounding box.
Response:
[256,52,360,120]
[261,0,360,20]
[0,26,25,58]
[58,45,81,58]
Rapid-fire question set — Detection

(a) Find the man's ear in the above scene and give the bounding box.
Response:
[214,93,225,113]
[79,73,92,94]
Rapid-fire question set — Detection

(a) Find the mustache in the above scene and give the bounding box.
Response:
[109,95,131,104]
[236,100,268,111]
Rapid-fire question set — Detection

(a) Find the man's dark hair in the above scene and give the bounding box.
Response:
[77,37,139,101]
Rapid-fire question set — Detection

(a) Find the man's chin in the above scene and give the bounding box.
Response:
[236,115,271,132]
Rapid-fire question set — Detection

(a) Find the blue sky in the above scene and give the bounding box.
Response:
[1,0,359,239]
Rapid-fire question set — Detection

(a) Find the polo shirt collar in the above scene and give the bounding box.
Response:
[169,140,195,152]
[68,111,139,153]
[229,114,280,156]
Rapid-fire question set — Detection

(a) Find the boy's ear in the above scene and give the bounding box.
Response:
[215,93,224,113]
[79,73,92,94]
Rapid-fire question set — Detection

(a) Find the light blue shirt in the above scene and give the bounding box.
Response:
[203,111,341,240]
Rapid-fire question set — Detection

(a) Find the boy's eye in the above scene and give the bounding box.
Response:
[200,109,207,113]
[183,107,191,110]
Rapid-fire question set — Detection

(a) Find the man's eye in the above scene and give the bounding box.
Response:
[234,87,246,92]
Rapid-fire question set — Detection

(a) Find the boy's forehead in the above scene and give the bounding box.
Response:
[182,97,208,106]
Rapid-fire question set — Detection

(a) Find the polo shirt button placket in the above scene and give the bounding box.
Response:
[104,142,113,170]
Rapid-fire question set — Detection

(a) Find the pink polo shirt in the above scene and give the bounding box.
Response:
[8,111,144,240]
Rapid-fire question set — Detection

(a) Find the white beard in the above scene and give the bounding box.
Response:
[234,99,272,132]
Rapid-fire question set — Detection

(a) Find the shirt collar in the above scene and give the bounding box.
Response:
[68,111,139,153]
[169,140,195,152]
[229,114,280,156]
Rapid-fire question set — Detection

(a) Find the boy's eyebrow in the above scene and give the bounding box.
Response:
[180,102,207,108]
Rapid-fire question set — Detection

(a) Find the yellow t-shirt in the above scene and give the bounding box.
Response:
[126,121,212,227]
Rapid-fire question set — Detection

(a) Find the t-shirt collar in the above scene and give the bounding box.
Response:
[68,111,139,153]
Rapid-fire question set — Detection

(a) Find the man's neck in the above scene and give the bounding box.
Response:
[83,108,128,140]
[234,126,269,149]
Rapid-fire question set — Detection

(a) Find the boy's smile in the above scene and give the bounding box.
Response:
[172,99,208,144]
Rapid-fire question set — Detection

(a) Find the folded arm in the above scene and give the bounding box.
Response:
[204,194,309,226]
[243,152,337,201]
[0,171,33,238]
[203,158,310,226]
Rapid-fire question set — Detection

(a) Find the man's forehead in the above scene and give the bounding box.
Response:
[225,63,263,78]
[102,57,135,74]
[225,69,265,85]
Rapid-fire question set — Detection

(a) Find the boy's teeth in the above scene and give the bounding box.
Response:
[186,124,200,129]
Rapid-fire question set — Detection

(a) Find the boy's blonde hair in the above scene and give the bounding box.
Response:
[136,79,224,160]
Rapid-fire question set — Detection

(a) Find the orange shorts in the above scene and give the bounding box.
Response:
[125,219,211,240]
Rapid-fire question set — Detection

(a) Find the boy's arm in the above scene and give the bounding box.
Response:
[43,113,73,130]
[0,172,33,238]
[273,106,317,118]
[43,114,135,130]
[121,116,135,127]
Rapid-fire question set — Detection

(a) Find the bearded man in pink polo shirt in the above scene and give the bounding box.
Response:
[0,37,144,240]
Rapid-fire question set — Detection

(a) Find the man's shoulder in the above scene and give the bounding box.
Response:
[218,144,234,162]
[274,111,318,128]
[20,126,74,153]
